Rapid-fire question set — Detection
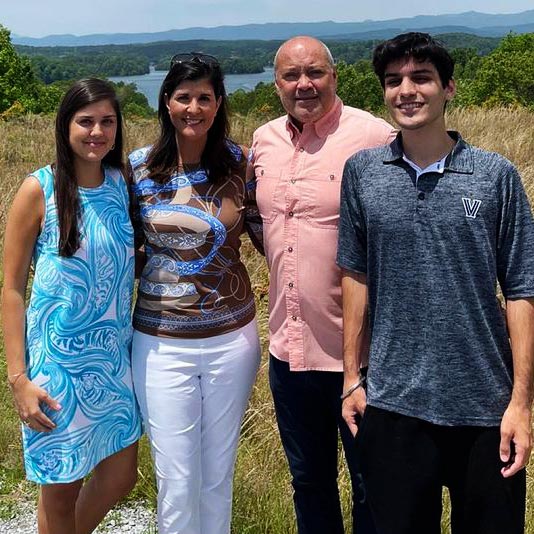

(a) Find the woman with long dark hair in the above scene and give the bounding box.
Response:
[2,78,142,534]
[129,54,263,534]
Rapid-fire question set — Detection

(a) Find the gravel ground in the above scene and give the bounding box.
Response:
[0,501,156,533]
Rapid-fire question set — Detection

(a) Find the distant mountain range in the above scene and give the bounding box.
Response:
[11,10,534,47]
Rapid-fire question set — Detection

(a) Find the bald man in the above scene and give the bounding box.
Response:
[248,36,395,533]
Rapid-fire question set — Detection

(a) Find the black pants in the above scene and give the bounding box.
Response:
[269,355,376,534]
[358,406,526,534]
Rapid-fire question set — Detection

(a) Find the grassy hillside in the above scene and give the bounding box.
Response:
[0,108,533,532]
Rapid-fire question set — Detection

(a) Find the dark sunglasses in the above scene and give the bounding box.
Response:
[169,52,220,69]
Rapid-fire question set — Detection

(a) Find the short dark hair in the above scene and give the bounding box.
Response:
[146,56,239,183]
[372,32,454,89]
[55,78,123,256]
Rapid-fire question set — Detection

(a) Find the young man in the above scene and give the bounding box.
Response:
[337,32,534,534]
[249,36,395,533]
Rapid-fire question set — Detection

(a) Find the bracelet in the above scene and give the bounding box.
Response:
[340,376,366,400]
[7,371,26,387]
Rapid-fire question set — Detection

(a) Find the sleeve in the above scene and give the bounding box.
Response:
[385,125,398,144]
[369,118,397,147]
[374,117,397,145]
[496,162,534,299]
[336,155,367,273]
[243,145,264,255]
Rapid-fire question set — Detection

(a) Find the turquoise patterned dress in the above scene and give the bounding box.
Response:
[22,165,142,484]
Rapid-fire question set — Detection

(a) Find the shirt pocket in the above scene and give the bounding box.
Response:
[302,171,342,229]
[256,168,285,224]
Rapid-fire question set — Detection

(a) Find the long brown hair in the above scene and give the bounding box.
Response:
[146,58,239,183]
[54,78,124,256]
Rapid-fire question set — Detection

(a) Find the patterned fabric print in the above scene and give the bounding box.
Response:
[23,166,142,484]
[129,143,263,338]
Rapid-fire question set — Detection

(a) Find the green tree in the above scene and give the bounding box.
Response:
[34,82,65,113]
[457,33,534,109]
[450,47,482,80]
[112,81,154,118]
[335,60,384,113]
[228,82,282,118]
[228,88,256,115]
[0,25,42,114]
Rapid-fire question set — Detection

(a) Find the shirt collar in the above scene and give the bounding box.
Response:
[383,131,474,174]
[285,96,343,140]
[403,154,447,178]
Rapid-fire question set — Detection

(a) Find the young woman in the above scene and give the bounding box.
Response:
[2,78,142,534]
[129,53,263,534]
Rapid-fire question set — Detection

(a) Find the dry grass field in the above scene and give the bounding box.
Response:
[0,107,533,533]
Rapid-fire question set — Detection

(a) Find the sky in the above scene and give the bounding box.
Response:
[2,0,533,38]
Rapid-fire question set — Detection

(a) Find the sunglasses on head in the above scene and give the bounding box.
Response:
[169,52,220,69]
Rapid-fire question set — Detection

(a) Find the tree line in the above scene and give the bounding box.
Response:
[16,33,502,81]
[227,33,534,117]
[29,54,149,83]
[16,39,278,79]
[1,26,154,118]
[1,24,533,120]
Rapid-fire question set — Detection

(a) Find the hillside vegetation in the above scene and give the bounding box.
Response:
[15,33,501,80]
[0,108,533,533]
[228,33,534,116]
[2,24,533,120]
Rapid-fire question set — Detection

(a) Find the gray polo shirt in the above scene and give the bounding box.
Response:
[337,132,534,426]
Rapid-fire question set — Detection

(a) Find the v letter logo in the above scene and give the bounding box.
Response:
[462,197,482,219]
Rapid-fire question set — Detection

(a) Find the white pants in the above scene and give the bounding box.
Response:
[131,319,261,534]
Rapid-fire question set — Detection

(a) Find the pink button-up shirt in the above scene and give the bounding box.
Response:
[250,97,395,371]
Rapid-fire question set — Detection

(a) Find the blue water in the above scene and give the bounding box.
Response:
[109,67,275,109]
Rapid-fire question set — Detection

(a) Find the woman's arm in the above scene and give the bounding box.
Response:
[2,176,61,432]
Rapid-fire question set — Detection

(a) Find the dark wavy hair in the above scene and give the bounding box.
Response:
[372,32,455,89]
[55,78,124,257]
[145,58,239,183]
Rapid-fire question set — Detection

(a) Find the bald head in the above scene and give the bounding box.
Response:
[274,36,334,76]
[273,35,337,129]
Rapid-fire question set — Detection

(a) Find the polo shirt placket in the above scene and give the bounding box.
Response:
[409,159,447,298]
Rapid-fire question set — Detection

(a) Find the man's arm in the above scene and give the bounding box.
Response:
[126,159,147,278]
[341,269,370,437]
[499,297,534,478]
[243,145,264,255]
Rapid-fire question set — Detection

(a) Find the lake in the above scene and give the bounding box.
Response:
[109,67,275,109]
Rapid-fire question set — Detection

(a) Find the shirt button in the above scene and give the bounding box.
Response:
[288,282,294,288]
[290,179,296,184]
[418,192,425,200]
[329,174,335,180]
[299,147,304,152]
[287,246,293,252]
[291,315,298,321]
[288,211,294,217]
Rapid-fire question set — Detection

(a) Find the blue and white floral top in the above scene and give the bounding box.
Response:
[23,165,142,484]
